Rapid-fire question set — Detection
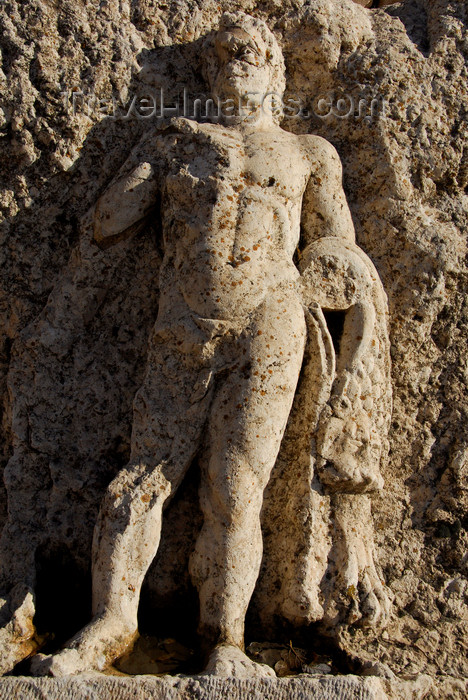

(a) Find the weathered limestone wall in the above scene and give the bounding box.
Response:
[0,0,467,696]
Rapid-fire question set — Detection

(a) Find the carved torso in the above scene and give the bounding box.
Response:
[156,119,313,321]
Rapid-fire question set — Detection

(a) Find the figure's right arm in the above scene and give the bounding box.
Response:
[92,139,161,247]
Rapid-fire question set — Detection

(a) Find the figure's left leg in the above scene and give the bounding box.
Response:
[190,290,306,677]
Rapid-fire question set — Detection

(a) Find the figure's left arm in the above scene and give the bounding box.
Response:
[299,136,355,247]
[299,136,390,493]
[299,136,375,382]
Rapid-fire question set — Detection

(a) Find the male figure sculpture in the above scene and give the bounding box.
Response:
[30,13,391,677]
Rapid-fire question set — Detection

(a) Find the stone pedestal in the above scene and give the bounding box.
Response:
[0,674,388,700]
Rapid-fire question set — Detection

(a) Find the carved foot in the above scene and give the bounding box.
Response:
[30,615,138,676]
[203,643,276,678]
[0,584,38,675]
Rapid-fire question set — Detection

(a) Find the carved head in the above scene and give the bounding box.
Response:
[203,12,286,117]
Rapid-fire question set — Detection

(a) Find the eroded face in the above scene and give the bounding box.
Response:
[211,27,273,102]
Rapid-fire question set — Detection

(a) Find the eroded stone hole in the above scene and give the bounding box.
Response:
[323,310,346,355]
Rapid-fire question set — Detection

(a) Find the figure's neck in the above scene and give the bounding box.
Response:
[218,111,277,132]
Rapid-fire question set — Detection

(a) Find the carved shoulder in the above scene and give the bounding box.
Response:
[302,134,342,171]
[92,126,172,247]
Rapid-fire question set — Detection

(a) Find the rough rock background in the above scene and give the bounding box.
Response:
[0,0,467,696]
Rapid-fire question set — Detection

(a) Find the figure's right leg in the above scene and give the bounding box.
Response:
[32,341,214,676]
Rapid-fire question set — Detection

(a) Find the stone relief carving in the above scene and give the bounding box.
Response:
[1,12,392,678]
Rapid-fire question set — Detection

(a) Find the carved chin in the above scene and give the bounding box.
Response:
[214,72,265,100]
[214,79,249,99]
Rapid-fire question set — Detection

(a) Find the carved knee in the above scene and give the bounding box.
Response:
[101,460,171,518]
[202,465,265,526]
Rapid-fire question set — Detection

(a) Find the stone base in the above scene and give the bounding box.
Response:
[0,674,389,699]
